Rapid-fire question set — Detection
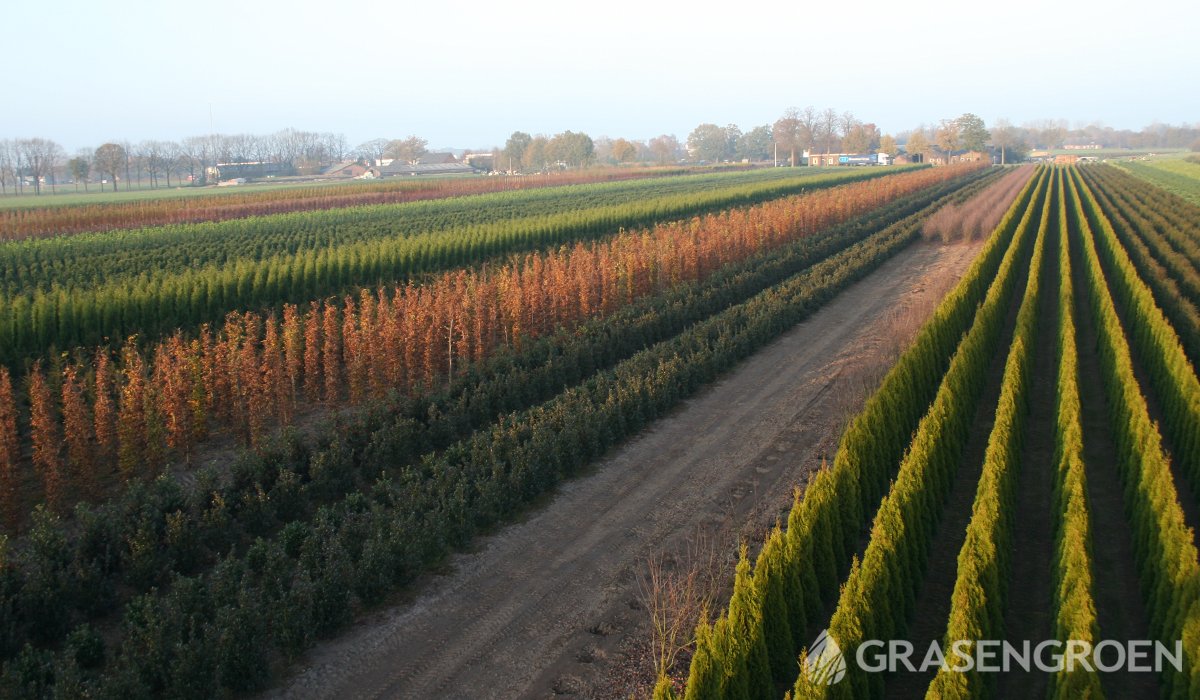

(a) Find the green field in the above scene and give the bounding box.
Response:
[1114,156,1200,205]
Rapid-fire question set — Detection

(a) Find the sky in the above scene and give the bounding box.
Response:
[2,0,1197,152]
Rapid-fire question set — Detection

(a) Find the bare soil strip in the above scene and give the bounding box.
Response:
[263,240,983,700]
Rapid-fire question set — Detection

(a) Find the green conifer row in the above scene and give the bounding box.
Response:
[922,167,1052,699]
[1079,165,1200,367]
[1072,166,1200,512]
[1046,168,1104,700]
[1066,168,1200,699]
[674,167,1047,699]
[792,171,1049,700]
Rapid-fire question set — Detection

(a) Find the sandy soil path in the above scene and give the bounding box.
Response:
[267,238,984,700]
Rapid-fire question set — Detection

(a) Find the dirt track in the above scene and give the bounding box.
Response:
[267,239,984,700]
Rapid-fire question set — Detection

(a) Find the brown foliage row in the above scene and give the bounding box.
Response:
[0,164,980,518]
[923,164,1035,242]
[0,168,684,241]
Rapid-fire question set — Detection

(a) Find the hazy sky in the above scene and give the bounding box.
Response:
[3,0,1197,151]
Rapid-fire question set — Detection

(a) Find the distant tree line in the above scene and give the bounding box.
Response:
[4,117,1199,196]
[901,117,1200,165]
[0,129,348,195]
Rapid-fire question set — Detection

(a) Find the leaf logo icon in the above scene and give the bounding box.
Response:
[804,629,848,685]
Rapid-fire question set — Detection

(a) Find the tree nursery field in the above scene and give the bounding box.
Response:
[0,162,997,695]
[3,160,1197,700]
[669,164,1200,700]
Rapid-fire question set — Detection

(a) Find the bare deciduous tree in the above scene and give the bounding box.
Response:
[648,134,681,165]
[15,138,64,195]
[936,119,961,161]
[774,108,802,166]
[355,138,390,167]
[67,152,91,192]
[819,108,840,154]
[635,529,729,680]
[797,106,819,154]
[0,140,16,195]
[879,134,898,157]
[180,135,213,184]
[990,118,1025,164]
[906,130,930,161]
[611,137,638,163]
[136,140,166,188]
[385,136,428,164]
[94,143,127,192]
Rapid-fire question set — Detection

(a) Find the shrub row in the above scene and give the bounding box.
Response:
[0,169,902,365]
[0,167,853,293]
[1116,159,1200,207]
[1091,165,1200,253]
[0,166,974,513]
[1071,167,1200,514]
[672,166,1046,699]
[789,168,1047,700]
[0,169,996,685]
[1047,169,1104,700]
[922,165,1051,699]
[1082,166,1200,295]
[0,167,694,240]
[1066,168,1200,699]
[0,164,953,699]
[1078,165,1200,365]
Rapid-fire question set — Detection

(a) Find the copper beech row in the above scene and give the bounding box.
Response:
[0,164,980,520]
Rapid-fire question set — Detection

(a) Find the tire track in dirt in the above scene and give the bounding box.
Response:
[265,239,984,700]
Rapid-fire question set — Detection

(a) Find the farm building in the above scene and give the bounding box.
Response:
[807,153,888,166]
[379,161,476,176]
[206,161,294,180]
[462,153,496,170]
[323,161,369,178]
[416,153,460,165]
[925,149,988,166]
